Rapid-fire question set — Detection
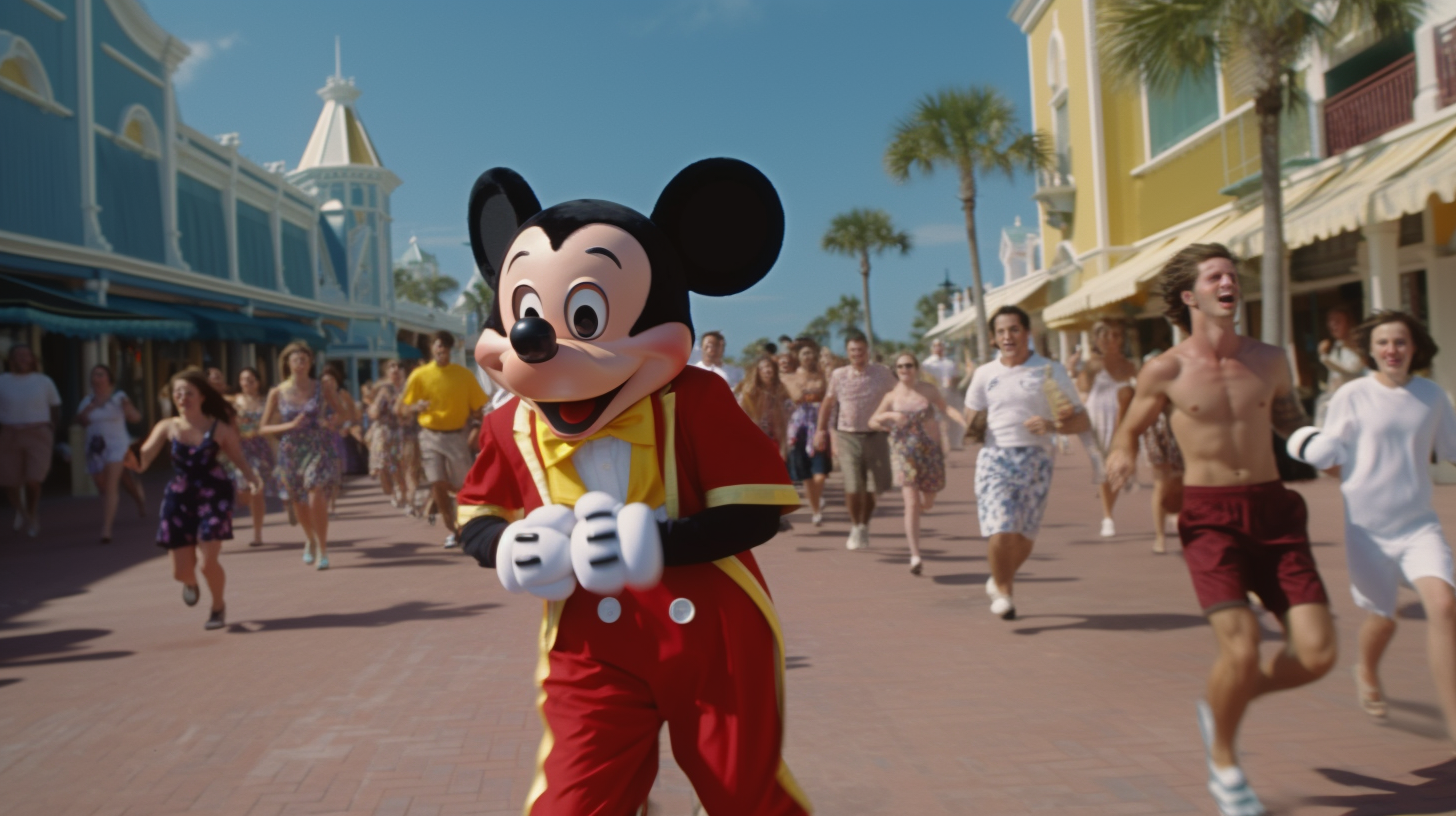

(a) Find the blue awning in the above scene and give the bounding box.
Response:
[397,340,423,360]
[110,297,326,348]
[0,275,193,339]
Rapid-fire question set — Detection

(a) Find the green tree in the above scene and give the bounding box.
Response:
[910,289,952,356]
[458,280,495,326]
[820,210,912,347]
[885,86,1048,362]
[802,294,865,349]
[393,267,460,310]
[1100,0,1421,347]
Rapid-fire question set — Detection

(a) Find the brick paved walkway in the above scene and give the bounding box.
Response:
[2,448,1455,815]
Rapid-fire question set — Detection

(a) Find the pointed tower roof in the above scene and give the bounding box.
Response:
[297,38,384,171]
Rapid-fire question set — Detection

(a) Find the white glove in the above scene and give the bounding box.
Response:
[570,491,664,596]
[1287,426,1349,470]
[496,504,578,600]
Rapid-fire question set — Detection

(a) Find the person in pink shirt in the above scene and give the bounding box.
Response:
[814,333,896,550]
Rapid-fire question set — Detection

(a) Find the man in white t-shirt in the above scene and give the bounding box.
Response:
[964,307,1088,620]
[693,330,744,391]
[0,344,62,537]
[922,339,965,450]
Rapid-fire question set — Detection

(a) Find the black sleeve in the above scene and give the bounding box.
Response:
[460,514,510,568]
[658,504,782,567]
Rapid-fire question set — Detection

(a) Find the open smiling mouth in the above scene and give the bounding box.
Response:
[535,383,627,436]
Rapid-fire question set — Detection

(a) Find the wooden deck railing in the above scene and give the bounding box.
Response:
[1324,53,1416,156]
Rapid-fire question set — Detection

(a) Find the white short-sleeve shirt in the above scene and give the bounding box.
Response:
[0,372,61,425]
[1321,375,1456,538]
[964,353,1082,450]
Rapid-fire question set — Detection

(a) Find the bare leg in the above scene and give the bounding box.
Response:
[805,474,825,516]
[308,488,331,557]
[196,539,225,611]
[120,470,147,517]
[237,489,265,544]
[920,490,936,511]
[902,486,921,561]
[23,480,40,527]
[864,493,877,523]
[1098,481,1119,520]
[1150,471,1169,553]
[95,462,123,540]
[431,481,458,535]
[7,486,26,524]
[171,544,198,586]
[294,500,318,557]
[1356,612,1397,707]
[987,532,1033,595]
[1415,577,1456,745]
[1257,603,1338,695]
[377,468,394,499]
[846,492,866,526]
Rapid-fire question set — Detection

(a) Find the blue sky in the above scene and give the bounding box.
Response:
[148,0,1040,352]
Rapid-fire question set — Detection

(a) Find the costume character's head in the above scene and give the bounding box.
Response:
[469,158,783,440]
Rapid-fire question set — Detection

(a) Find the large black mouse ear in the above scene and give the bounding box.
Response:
[650,158,784,297]
[468,168,542,289]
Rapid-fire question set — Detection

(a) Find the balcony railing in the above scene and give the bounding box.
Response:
[1324,53,1416,156]
[1438,19,1456,108]
[1032,168,1075,230]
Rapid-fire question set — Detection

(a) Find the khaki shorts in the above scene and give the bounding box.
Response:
[836,431,891,495]
[0,424,53,487]
[419,427,472,490]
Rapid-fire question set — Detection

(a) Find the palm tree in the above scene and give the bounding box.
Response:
[457,280,495,325]
[821,209,912,348]
[1100,0,1422,348]
[393,266,460,310]
[886,86,1048,362]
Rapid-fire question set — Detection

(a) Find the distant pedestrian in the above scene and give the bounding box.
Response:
[785,338,831,526]
[870,353,963,575]
[1289,311,1456,750]
[694,330,744,390]
[1076,320,1137,537]
[739,356,792,457]
[398,331,487,549]
[965,306,1089,620]
[0,344,60,538]
[1315,305,1364,426]
[126,369,261,631]
[777,348,798,378]
[815,333,896,550]
[206,367,230,396]
[367,360,406,507]
[74,364,146,543]
[921,339,964,451]
[226,368,274,547]
[319,366,355,512]
[260,342,347,569]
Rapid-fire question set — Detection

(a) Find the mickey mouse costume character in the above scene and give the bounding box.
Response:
[457,159,812,815]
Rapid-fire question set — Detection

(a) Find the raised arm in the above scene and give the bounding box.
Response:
[1270,353,1310,439]
[127,418,174,473]
[922,381,966,426]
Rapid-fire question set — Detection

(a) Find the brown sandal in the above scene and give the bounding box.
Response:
[1354,665,1389,718]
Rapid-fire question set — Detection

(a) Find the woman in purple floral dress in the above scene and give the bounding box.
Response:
[226,367,275,547]
[127,370,261,631]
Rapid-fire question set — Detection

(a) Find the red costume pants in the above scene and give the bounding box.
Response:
[526,559,811,816]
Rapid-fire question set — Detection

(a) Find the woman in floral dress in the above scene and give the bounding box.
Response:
[870,353,964,575]
[319,366,355,513]
[260,342,347,570]
[226,367,274,546]
[126,369,261,631]
[785,338,831,526]
[368,360,407,506]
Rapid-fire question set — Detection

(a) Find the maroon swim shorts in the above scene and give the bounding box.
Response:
[1178,481,1329,616]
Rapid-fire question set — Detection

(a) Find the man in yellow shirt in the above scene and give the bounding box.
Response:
[399,331,487,548]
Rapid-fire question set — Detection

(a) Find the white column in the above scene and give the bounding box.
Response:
[1058,329,1072,365]
[271,186,286,291]
[224,144,240,282]
[161,57,187,269]
[1079,329,1092,357]
[75,0,110,251]
[308,201,321,296]
[1415,20,1443,121]
[1364,221,1402,312]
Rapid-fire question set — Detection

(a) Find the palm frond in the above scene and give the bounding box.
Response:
[1324,0,1424,46]
[1099,0,1225,94]
[821,208,912,257]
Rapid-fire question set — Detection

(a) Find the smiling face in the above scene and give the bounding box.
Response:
[172,379,200,415]
[475,222,692,439]
[845,338,869,368]
[700,334,724,366]
[1183,257,1241,327]
[1370,321,1414,379]
[993,313,1030,362]
[239,369,260,397]
[1096,325,1125,358]
[894,354,918,384]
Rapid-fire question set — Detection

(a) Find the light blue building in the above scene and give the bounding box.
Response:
[0,0,464,427]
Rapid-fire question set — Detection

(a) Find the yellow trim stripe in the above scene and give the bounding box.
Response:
[662,390,679,520]
[523,599,566,814]
[455,503,519,527]
[705,484,801,512]
[512,402,551,504]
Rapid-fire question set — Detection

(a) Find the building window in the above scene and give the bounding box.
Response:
[1146,65,1220,157]
[116,104,160,157]
[0,31,67,116]
[368,185,377,208]
[351,184,364,206]
[1053,97,1071,177]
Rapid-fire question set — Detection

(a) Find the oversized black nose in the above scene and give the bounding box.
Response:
[510,317,558,364]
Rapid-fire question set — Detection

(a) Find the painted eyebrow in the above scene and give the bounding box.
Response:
[585,247,621,268]
[508,250,529,271]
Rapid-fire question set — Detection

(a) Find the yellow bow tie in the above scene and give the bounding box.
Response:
[534,396,665,508]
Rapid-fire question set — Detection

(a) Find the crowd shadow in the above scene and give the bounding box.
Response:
[1305,758,1456,815]
[0,627,133,669]
[228,600,499,633]
[785,654,811,670]
[931,573,1076,587]
[1009,613,1206,636]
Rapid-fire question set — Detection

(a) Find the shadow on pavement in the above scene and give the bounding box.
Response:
[1009,613,1206,636]
[1305,758,1456,815]
[931,573,1077,586]
[0,627,134,668]
[228,600,500,633]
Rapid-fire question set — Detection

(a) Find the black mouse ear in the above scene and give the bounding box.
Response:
[468,168,542,289]
[650,158,784,297]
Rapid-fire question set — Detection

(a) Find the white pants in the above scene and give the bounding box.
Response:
[1347,521,1456,618]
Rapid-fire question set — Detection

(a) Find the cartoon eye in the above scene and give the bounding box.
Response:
[565,284,608,341]
[513,286,544,321]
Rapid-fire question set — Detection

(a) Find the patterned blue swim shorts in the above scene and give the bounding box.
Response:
[974,445,1054,538]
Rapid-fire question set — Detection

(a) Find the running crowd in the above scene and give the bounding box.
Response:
[3,244,1455,816]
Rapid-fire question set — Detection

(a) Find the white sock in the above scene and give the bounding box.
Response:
[1211,763,1245,788]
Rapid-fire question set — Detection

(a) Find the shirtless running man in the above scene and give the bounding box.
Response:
[1106,243,1336,816]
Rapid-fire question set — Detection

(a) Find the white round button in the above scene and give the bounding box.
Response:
[668,597,696,625]
[597,597,621,624]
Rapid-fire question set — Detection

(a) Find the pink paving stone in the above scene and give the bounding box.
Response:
[2,452,1456,814]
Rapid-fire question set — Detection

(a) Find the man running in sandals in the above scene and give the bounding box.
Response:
[1106,243,1336,816]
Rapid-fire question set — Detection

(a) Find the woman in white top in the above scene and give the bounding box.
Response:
[1075,320,1136,537]
[74,364,146,543]
[1288,311,1456,747]
[1314,306,1365,426]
